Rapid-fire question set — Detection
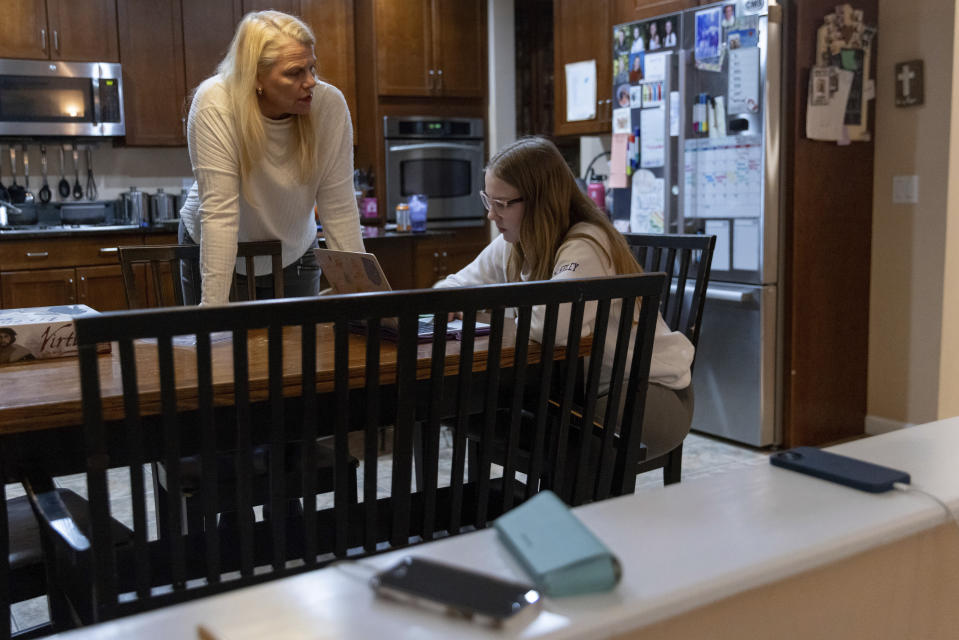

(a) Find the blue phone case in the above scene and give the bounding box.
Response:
[770,447,910,493]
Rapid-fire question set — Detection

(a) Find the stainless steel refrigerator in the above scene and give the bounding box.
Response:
[610,0,784,446]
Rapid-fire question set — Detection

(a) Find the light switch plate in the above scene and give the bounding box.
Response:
[892,175,919,204]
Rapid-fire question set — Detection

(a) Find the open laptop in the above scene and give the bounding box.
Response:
[314,248,392,294]
[314,248,488,341]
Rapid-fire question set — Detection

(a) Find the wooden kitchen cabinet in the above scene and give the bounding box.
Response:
[181,0,242,99]
[412,228,487,288]
[370,0,486,98]
[0,0,119,61]
[553,0,612,136]
[302,0,359,143]
[0,268,77,308]
[1,265,125,310]
[119,0,357,147]
[76,264,127,310]
[610,0,702,25]
[0,234,142,310]
[117,0,188,146]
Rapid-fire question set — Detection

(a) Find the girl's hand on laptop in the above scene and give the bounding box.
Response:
[447,311,462,321]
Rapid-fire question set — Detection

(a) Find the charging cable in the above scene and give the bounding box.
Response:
[893,482,959,533]
[330,558,378,583]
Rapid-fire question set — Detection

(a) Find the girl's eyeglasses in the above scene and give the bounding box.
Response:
[479,191,524,212]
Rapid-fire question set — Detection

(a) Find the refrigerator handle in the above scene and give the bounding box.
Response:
[703,285,756,304]
[670,281,756,303]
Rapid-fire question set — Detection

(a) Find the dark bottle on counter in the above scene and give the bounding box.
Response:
[356,168,379,226]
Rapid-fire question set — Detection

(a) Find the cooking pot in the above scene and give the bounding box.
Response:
[120,187,147,227]
[149,188,177,224]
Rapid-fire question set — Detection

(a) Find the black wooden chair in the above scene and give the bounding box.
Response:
[624,233,716,485]
[22,273,662,629]
[117,241,357,536]
[118,240,285,309]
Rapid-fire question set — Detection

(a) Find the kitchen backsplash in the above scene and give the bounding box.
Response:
[86,146,194,202]
[3,144,194,204]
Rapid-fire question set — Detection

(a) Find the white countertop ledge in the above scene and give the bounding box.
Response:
[54,417,959,639]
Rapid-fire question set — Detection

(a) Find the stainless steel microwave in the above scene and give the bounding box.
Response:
[383,116,485,222]
[0,58,125,137]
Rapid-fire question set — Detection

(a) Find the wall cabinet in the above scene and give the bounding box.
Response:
[118,0,357,147]
[370,0,485,98]
[117,0,188,146]
[553,0,612,137]
[610,0,704,25]
[302,0,359,142]
[180,0,242,106]
[0,0,119,62]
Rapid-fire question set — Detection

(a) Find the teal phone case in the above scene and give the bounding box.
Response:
[494,490,621,597]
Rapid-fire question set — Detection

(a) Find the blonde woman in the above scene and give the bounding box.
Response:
[179,10,364,304]
[435,136,695,459]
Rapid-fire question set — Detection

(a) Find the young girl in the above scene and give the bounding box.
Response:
[435,137,694,459]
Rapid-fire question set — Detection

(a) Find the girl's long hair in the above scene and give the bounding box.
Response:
[487,136,641,282]
[215,11,317,198]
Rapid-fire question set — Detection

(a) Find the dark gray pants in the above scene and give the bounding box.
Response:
[596,382,695,460]
[178,221,320,302]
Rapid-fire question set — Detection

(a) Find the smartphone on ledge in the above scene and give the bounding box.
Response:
[370,556,542,628]
[770,446,910,493]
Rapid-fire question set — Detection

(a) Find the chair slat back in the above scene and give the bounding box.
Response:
[118,240,285,309]
[233,240,285,301]
[624,233,716,353]
[71,272,663,622]
[118,244,199,308]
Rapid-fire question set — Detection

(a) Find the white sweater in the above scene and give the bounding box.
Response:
[435,223,694,390]
[180,75,365,305]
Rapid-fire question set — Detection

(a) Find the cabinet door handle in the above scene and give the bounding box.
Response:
[26,251,49,258]
[436,68,443,93]
[52,30,60,54]
[98,247,119,255]
[428,68,435,92]
[40,28,47,53]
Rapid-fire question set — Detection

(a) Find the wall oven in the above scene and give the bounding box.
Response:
[383,116,485,222]
[0,58,125,137]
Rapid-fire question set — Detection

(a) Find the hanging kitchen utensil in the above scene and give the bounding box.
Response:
[38,145,52,204]
[85,147,98,201]
[21,145,35,204]
[72,145,83,199]
[58,146,70,199]
[8,147,25,204]
[0,145,9,202]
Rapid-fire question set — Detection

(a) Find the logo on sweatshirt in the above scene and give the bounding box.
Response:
[555,262,579,275]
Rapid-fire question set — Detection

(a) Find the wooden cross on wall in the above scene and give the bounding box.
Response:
[895,60,924,107]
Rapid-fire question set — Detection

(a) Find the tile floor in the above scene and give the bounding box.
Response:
[7,429,769,634]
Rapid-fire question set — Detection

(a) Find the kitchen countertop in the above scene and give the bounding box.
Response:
[0,224,167,239]
[0,224,477,241]
[48,418,959,639]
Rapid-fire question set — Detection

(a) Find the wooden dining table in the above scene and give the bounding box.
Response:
[0,322,584,475]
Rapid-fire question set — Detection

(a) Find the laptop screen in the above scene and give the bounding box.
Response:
[314,249,393,294]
